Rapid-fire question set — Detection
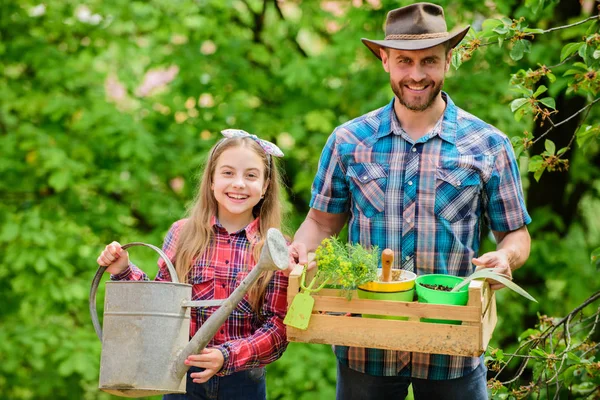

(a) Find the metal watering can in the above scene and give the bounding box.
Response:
[89,228,289,398]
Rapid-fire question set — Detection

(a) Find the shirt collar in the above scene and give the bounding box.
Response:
[372,91,457,145]
[210,215,261,243]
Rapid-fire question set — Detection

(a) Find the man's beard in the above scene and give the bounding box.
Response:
[391,78,444,112]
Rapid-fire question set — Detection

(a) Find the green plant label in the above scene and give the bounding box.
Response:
[283,292,315,330]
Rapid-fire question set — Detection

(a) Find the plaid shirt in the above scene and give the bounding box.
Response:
[111,217,289,376]
[310,93,531,380]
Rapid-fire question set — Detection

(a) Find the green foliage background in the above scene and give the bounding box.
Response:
[1,0,598,399]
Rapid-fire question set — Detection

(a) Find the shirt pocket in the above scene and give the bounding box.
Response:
[435,168,481,223]
[346,162,389,218]
[190,263,215,286]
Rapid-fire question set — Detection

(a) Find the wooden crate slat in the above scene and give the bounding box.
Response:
[311,296,481,322]
[287,314,485,357]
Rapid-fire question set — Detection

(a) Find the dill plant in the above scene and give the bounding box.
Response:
[314,236,379,299]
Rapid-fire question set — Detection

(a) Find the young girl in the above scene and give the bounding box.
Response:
[96,129,288,400]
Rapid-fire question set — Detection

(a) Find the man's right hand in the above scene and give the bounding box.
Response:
[286,241,317,276]
[287,208,347,276]
[97,241,129,275]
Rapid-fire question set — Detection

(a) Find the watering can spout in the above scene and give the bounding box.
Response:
[171,228,289,380]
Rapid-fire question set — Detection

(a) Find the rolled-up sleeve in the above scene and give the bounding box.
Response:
[310,131,350,213]
[484,137,532,232]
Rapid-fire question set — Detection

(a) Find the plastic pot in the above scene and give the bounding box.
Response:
[415,274,468,325]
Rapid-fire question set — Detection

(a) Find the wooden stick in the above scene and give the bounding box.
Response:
[381,249,394,282]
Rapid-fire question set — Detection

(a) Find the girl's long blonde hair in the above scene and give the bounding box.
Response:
[174,136,284,313]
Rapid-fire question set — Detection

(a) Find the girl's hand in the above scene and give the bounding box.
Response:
[97,241,129,275]
[185,348,225,384]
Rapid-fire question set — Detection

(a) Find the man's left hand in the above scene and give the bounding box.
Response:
[472,251,512,290]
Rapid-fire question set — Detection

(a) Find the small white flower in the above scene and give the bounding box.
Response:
[29,4,46,17]
[75,5,103,25]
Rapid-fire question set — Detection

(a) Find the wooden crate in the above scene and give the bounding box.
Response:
[286,265,497,357]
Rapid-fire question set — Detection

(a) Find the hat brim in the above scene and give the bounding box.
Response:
[361,26,470,60]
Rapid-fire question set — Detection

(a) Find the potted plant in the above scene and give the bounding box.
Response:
[313,236,379,298]
[284,236,379,330]
[415,268,537,325]
[357,249,417,320]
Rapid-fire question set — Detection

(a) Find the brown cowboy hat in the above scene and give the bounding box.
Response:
[362,2,470,60]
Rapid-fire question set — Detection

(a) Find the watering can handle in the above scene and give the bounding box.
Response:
[89,242,179,341]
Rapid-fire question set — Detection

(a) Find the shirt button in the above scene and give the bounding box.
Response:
[411,148,417,152]
[405,256,410,261]
[225,260,229,265]
[220,329,224,334]
[457,181,461,186]
[407,181,413,186]
[406,217,411,223]
[227,239,231,244]
[361,175,368,181]
[221,283,226,288]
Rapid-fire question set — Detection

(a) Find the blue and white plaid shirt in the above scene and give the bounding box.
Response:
[310,93,531,379]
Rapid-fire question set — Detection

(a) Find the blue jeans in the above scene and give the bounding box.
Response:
[163,367,266,400]
[336,360,488,400]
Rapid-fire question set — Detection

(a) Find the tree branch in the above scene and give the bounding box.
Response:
[471,15,600,49]
[541,14,600,34]
[532,96,600,145]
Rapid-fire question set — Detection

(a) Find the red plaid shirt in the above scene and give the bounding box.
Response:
[111,217,288,375]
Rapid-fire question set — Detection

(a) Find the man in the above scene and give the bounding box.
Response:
[288,3,532,400]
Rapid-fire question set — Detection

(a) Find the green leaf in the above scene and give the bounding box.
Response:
[482,19,504,31]
[546,72,556,83]
[576,125,600,151]
[560,42,583,62]
[518,328,541,341]
[563,69,583,77]
[451,50,463,70]
[514,143,524,159]
[539,97,555,109]
[510,98,528,112]
[523,28,544,34]
[562,365,580,386]
[594,49,600,59]
[526,0,545,14]
[534,167,545,182]
[585,20,598,36]
[556,147,568,156]
[566,352,582,364]
[544,140,556,155]
[510,85,533,96]
[495,349,505,361]
[451,268,537,302]
[48,170,70,192]
[34,258,48,273]
[530,348,547,358]
[510,40,526,60]
[0,222,20,242]
[532,85,547,98]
